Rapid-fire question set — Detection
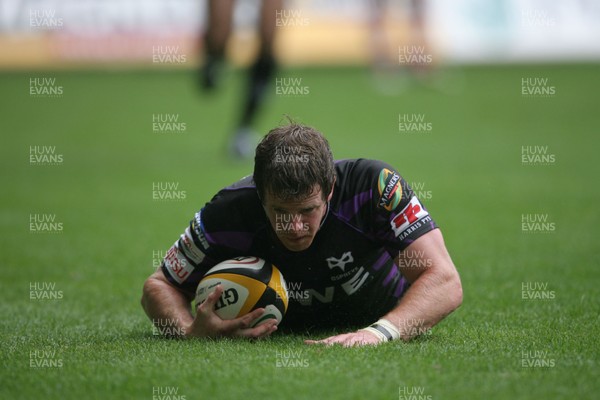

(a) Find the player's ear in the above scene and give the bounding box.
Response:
[326,177,336,202]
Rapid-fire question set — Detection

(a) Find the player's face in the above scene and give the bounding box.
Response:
[263,186,332,252]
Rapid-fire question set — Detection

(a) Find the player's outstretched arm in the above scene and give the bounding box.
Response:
[141,271,277,339]
[306,229,463,347]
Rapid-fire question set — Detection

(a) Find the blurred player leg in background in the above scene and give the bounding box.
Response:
[233,0,280,158]
[201,0,234,90]
[368,0,433,94]
[406,0,432,79]
[201,0,281,159]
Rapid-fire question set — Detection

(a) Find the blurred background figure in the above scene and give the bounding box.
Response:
[368,0,432,94]
[201,0,283,159]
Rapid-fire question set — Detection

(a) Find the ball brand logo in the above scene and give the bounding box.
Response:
[378,168,402,211]
[215,288,239,310]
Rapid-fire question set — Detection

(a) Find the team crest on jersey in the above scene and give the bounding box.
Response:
[377,168,402,211]
[326,251,354,272]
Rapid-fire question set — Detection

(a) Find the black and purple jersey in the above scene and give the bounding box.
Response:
[162,159,437,329]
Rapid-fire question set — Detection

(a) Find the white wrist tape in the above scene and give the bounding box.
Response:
[359,318,401,342]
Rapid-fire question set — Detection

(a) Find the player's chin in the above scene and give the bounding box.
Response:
[280,235,313,252]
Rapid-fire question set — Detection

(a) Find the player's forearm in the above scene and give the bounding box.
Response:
[383,268,462,341]
[141,276,194,338]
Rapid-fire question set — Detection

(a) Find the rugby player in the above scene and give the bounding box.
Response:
[141,121,462,346]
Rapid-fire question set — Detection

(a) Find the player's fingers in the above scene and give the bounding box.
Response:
[197,285,223,314]
[239,320,278,339]
[218,307,266,334]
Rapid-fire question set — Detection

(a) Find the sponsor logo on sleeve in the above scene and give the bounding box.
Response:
[191,211,210,252]
[181,228,205,264]
[377,168,402,211]
[164,244,195,284]
[390,196,430,239]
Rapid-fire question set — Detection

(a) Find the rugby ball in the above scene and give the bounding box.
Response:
[195,257,289,327]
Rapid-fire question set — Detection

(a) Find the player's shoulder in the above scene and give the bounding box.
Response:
[334,158,401,201]
[201,174,263,230]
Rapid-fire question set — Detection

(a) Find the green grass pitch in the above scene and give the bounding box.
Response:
[0,64,599,399]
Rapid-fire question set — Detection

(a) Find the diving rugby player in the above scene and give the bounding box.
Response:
[141,122,462,346]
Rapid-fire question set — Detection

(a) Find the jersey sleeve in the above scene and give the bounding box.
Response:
[366,160,438,254]
[160,209,218,295]
[160,177,262,295]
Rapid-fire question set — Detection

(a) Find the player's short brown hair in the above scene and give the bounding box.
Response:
[254,120,335,202]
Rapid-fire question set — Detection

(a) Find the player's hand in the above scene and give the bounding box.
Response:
[186,285,278,339]
[304,330,383,347]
